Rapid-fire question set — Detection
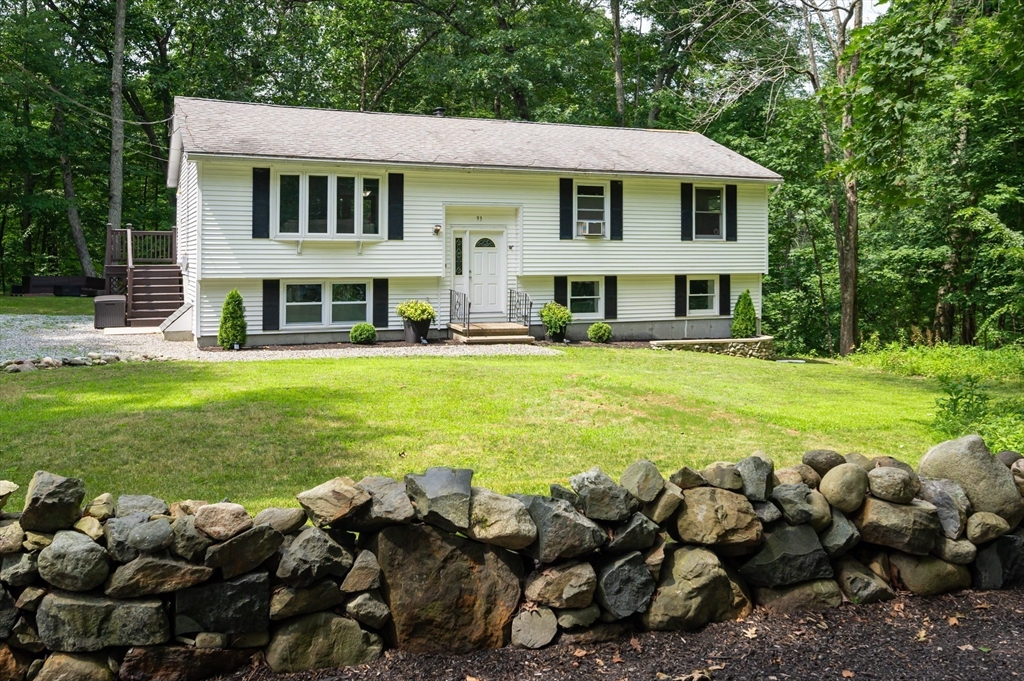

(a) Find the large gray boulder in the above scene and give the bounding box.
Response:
[511,607,558,649]
[345,590,391,629]
[620,460,665,503]
[918,435,1024,527]
[37,531,109,591]
[889,552,971,596]
[770,483,816,525]
[372,524,521,654]
[918,478,970,540]
[297,477,371,528]
[405,467,473,532]
[606,512,659,553]
[642,482,684,524]
[971,534,1024,590]
[819,464,869,514]
[818,508,860,558]
[20,471,85,533]
[466,487,537,550]
[675,487,762,547]
[175,572,270,635]
[868,467,916,504]
[735,453,774,502]
[275,527,353,588]
[37,592,169,652]
[340,550,381,593]
[265,612,382,673]
[701,462,744,492]
[738,524,833,588]
[126,518,174,552]
[115,495,168,518]
[852,498,942,555]
[1,552,37,586]
[834,556,895,604]
[104,555,213,598]
[569,467,638,522]
[514,495,605,563]
[253,507,308,535]
[595,551,656,619]
[966,512,1010,545]
[933,537,978,565]
[642,546,733,631]
[271,580,346,620]
[103,512,149,563]
[341,476,416,531]
[755,579,842,612]
[802,450,845,478]
[524,561,596,609]
[170,514,213,562]
[205,524,284,579]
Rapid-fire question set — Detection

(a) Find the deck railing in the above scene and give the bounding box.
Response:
[507,289,533,327]
[104,223,176,296]
[449,289,471,335]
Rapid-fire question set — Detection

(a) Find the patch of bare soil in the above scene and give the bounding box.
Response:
[215,588,1023,681]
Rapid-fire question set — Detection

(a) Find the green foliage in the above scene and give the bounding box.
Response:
[395,300,436,323]
[932,376,1024,452]
[851,343,1024,382]
[731,289,757,338]
[587,322,612,343]
[349,322,376,345]
[539,302,572,335]
[217,289,247,350]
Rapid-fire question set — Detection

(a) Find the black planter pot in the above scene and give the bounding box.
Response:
[403,318,432,343]
[546,329,566,343]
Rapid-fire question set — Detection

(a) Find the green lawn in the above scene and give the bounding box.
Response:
[0,295,95,315]
[3,348,1015,512]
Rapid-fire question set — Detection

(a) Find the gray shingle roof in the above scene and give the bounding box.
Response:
[171,97,782,182]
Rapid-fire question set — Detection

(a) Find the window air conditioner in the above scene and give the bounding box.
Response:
[577,221,605,236]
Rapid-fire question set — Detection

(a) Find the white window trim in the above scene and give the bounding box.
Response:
[687,274,719,317]
[693,185,726,241]
[574,180,610,239]
[281,280,373,329]
[568,276,604,320]
[271,170,386,241]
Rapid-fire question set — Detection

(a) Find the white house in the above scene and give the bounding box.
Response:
[163,97,781,346]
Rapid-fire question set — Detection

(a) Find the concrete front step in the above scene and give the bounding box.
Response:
[448,322,530,337]
[452,333,535,345]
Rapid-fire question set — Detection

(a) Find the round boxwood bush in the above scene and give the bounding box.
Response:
[217,289,247,350]
[587,322,613,343]
[539,302,573,336]
[349,322,377,345]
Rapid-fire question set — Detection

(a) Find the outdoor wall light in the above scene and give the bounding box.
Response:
[433,224,442,235]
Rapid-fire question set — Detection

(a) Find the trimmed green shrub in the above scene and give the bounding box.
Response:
[217,289,247,350]
[396,300,436,323]
[539,302,573,336]
[349,322,377,345]
[587,322,613,343]
[731,289,757,338]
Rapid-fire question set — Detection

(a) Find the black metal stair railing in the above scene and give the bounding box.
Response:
[507,289,533,327]
[450,289,471,336]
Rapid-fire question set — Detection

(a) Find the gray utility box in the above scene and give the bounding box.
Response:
[94,295,126,329]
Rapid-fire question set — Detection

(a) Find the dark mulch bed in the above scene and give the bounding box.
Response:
[200,340,655,352]
[216,588,1023,681]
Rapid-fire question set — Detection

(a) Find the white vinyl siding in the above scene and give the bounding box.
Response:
[176,156,199,309]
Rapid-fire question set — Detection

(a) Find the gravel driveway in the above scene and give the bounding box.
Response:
[0,314,560,362]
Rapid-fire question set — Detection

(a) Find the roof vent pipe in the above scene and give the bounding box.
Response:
[432,107,445,117]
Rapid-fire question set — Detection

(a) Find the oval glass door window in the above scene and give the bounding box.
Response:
[474,237,496,248]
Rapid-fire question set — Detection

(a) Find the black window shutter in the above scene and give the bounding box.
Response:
[680,183,693,241]
[610,181,623,241]
[604,275,617,319]
[559,178,574,240]
[675,275,687,317]
[554,276,568,306]
[388,174,404,240]
[719,274,732,316]
[252,168,270,238]
[725,184,737,241]
[373,279,389,328]
[262,279,279,331]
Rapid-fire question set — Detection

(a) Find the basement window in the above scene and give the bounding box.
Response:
[688,276,718,315]
[284,284,323,325]
[569,279,601,316]
[331,283,368,323]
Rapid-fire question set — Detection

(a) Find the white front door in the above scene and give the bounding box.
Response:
[454,230,504,314]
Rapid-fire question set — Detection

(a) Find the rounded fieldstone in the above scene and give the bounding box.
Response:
[127,519,174,552]
[807,491,832,532]
[620,460,664,503]
[776,464,821,489]
[511,607,557,649]
[37,531,110,592]
[802,450,845,477]
[194,503,252,541]
[820,464,869,514]
[966,512,1010,545]
[868,467,916,504]
[844,452,875,473]
[996,450,1023,468]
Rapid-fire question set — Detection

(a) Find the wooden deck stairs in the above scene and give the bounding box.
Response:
[449,322,535,345]
[127,265,184,327]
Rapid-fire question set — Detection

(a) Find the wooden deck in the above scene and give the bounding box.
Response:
[448,322,535,345]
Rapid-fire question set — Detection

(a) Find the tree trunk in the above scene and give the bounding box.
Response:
[805,214,835,355]
[54,106,96,277]
[611,0,626,126]
[108,0,126,230]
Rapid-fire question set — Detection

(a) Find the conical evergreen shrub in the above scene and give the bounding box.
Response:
[218,289,248,350]
[731,289,757,338]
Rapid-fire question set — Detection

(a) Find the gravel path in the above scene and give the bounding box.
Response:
[0,314,560,362]
[213,588,1024,681]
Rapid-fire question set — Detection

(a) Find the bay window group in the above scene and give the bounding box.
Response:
[277,172,381,237]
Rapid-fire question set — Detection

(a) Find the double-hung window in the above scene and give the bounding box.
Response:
[576,183,607,236]
[569,278,601,316]
[688,276,717,315]
[282,281,371,327]
[275,172,382,238]
[694,187,723,239]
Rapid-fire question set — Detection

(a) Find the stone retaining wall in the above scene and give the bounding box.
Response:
[650,335,774,359]
[2,435,1023,680]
